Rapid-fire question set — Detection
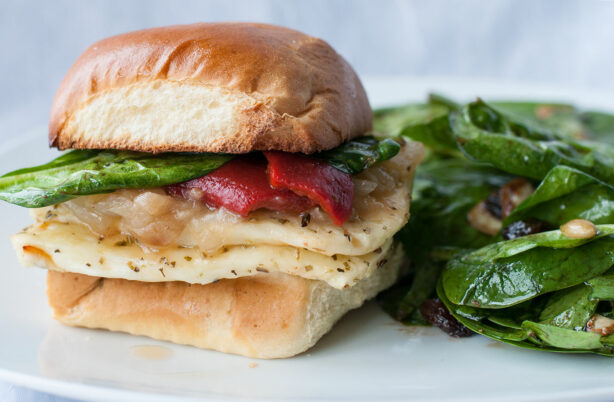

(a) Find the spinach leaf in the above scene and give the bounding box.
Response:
[460,225,614,263]
[437,280,533,344]
[427,93,461,111]
[379,158,513,320]
[587,270,614,299]
[318,136,400,175]
[382,257,445,322]
[442,235,614,308]
[395,94,461,154]
[1,149,102,177]
[581,110,614,144]
[537,285,598,330]
[373,103,449,137]
[504,166,614,226]
[450,100,614,185]
[521,322,604,350]
[0,136,399,208]
[439,279,614,353]
[400,115,459,153]
[409,158,513,231]
[377,273,432,325]
[0,150,233,208]
[491,102,586,141]
[486,282,597,333]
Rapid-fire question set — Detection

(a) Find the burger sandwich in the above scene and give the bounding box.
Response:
[3,23,423,358]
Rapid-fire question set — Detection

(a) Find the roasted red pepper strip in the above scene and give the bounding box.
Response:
[264,151,354,225]
[166,155,314,216]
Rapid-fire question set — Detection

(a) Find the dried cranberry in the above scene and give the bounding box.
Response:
[419,299,474,337]
[484,191,502,219]
[502,218,551,240]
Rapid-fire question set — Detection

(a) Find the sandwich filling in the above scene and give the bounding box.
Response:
[12,141,423,289]
[167,151,354,225]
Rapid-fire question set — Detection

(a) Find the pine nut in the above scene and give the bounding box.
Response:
[587,314,614,336]
[560,219,597,239]
[467,201,501,236]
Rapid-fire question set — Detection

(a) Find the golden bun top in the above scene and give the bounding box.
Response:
[49,23,372,154]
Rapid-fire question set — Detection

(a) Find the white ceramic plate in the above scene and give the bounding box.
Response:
[2,78,614,402]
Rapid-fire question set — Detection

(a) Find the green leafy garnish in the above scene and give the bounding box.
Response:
[0,136,400,208]
[318,136,400,175]
[0,151,233,208]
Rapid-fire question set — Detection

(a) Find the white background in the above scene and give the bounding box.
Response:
[1,0,613,400]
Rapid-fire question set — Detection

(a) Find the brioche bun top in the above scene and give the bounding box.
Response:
[49,23,372,154]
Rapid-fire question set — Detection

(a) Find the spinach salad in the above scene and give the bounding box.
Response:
[376,95,614,355]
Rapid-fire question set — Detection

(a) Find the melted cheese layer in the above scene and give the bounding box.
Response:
[12,221,399,289]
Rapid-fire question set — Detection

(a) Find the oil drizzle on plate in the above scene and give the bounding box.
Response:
[131,345,173,360]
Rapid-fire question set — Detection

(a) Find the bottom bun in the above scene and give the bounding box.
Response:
[47,243,404,359]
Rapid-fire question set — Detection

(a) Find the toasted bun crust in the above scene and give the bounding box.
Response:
[46,245,403,359]
[49,23,372,154]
